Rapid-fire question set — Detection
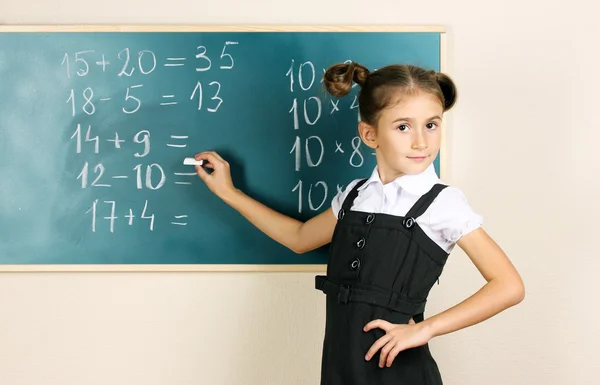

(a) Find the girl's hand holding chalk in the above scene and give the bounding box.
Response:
[188,152,238,201]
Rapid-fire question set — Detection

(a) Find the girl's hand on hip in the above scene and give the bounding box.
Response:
[363,318,431,368]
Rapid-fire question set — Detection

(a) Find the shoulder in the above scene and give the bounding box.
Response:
[432,185,473,208]
[424,184,484,244]
[330,178,365,217]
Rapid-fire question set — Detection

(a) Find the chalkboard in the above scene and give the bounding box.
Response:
[0,26,446,271]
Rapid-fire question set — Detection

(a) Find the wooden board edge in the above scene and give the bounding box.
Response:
[0,264,327,272]
[439,31,449,181]
[0,24,446,33]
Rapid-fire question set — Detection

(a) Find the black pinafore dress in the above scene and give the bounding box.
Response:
[315,179,450,385]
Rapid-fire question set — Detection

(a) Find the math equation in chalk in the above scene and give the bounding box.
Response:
[61,42,241,234]
[61,42,374,233]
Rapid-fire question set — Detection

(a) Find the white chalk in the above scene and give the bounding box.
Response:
[183,157,206,166]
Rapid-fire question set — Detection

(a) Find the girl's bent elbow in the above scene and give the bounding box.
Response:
[291,240,315,254]
[513,283,526,304]
[291,245,308,254]
[507,278,526,305]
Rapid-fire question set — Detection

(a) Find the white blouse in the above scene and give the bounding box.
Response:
[330,163,483,253]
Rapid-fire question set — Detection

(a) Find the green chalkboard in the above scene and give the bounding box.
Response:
[0,26,445,270]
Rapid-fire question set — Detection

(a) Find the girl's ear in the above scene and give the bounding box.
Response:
[358,121,378,149]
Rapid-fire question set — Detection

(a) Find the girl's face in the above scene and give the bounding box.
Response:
[359,90,444,183]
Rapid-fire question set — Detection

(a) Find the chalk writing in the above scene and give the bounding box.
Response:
[63,41,241,232]
[285,58,368,213]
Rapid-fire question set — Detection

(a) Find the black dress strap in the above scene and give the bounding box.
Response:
[337,179,367,220]
[402,183,448,229]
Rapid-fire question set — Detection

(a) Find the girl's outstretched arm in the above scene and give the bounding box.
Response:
[193,151,337,254]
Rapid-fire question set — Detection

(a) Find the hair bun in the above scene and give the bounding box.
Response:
[323,62,370,98]
[435,72,457,110]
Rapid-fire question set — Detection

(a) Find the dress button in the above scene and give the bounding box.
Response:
[403,217,415,229]
[366,214,374,224]
[338,209,345,220]
[356,238,366,249]
[350,258,360,270]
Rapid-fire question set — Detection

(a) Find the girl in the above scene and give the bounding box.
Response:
[193,62,525,385]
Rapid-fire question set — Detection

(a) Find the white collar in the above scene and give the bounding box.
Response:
[358,163,441,196]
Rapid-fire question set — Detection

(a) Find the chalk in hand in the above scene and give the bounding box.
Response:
[183,157,206,166]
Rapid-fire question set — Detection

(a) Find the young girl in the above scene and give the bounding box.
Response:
[193,62,525,385]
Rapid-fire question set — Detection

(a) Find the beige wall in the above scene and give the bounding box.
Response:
[1,1,598,384]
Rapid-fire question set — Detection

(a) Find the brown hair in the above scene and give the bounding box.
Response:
[323,62,457,126]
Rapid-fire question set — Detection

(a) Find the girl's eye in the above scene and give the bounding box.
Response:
[426,122,438,130]
[397,124,409,132]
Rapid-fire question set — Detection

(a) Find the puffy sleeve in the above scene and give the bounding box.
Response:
[427,186,483,244]
[330,179,363,217]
